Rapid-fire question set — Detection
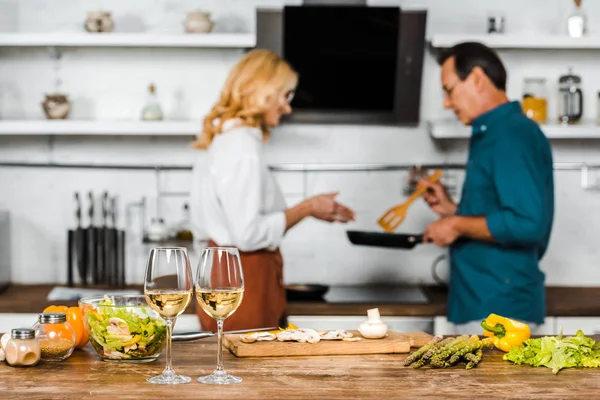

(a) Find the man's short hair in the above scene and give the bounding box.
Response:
[437,42,507,91]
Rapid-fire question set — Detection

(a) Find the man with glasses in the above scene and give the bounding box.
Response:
[420,42,555,334]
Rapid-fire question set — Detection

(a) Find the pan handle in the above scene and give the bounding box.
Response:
[413,234,424,243]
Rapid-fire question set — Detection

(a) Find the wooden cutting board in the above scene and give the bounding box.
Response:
[223,330,432,358]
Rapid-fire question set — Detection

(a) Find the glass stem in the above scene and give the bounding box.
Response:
[216,319,224,372]
[164,317,174,375]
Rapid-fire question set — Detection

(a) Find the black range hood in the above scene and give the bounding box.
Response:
[256,4,427,126]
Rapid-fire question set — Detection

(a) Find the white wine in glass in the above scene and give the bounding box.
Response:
[195,247,245,385]
[144,247,193,385]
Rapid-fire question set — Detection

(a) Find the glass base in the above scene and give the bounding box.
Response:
[197,370,242,385]
[147,372,191,385]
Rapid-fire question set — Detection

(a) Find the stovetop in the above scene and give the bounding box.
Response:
[323,285,428,304]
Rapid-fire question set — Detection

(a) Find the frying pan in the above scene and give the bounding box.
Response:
[285,284,329,302]
[346,230,424,249]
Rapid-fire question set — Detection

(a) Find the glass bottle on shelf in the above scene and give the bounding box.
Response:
[141,83,164,121]
[567,0,587,38]
[175,203,194,241]
[522,78,548,124]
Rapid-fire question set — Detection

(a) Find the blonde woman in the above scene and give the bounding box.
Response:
[190,49,355,331]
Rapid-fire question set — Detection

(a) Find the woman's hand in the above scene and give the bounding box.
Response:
[308,192,355,223]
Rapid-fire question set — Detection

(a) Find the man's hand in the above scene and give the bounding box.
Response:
[421,180,457,217]
[423,216,461,247]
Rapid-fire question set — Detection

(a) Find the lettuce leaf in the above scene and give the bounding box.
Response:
[503,330,600,374]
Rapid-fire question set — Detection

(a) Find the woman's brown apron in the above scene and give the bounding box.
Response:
[196,240,287,332]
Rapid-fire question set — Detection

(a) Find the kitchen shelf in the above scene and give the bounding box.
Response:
[428,120,600,139]
[430,34,600,50]
[0,32,255,48]
[0,120,201,135]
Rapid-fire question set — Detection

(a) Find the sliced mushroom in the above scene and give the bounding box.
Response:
[106,317,131,336]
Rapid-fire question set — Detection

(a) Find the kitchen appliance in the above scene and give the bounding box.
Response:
[522,78,548,124]
[558,68,583,125]
[256,5,427,126]
[0,210,11,294]
[378,170,442,232]
[346,230,423,249]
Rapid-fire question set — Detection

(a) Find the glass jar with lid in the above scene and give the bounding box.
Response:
[4,328,40,367]
[33,312,76,361]
[522,78,548,124]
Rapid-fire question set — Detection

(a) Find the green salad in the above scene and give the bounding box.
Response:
[86,295,167,360]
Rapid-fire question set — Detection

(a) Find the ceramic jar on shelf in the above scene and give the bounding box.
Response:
[85,11,114,33]
[42,94,71,120]
[184,11,214,33]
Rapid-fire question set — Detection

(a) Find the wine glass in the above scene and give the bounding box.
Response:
[144,247,193,384]
[195,247,245,385]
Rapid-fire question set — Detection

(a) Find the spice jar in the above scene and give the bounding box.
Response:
[33,312,76,361]
[522,78,548,124]
[4,328,40,367]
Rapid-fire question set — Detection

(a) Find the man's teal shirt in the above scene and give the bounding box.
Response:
[448,101,554,325]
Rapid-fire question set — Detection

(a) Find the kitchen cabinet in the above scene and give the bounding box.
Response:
[288,315,434,334]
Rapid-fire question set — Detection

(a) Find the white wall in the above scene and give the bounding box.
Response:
[1,0,600,287]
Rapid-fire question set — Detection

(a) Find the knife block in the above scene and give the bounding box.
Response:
[67,228,126,289]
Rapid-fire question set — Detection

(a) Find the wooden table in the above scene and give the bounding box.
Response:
[2,337,600,399]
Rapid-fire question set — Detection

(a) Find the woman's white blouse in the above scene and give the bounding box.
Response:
[190,121,287,252]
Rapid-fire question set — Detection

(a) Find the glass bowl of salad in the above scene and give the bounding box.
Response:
[79,294,167,362]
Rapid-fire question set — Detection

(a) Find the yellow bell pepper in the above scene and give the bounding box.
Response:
[481,313,530,352]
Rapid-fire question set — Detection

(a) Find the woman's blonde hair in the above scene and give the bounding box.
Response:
[191,49,298,150]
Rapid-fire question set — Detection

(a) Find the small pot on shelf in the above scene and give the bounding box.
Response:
[184,11,214,33]
[42,94,71,120]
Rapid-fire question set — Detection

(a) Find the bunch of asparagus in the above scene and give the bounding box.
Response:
[404,334,493,369]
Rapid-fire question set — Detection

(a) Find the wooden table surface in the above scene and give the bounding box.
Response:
[3,284,600,317]
[2,337,600,399]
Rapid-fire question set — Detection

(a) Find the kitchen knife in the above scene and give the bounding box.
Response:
[87,191,97,284]
[172,326,279,342]
[67,228,74,287]
[74,192,87,286]
[96,191,108,285]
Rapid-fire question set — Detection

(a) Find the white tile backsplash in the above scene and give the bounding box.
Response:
[1,0,600,287]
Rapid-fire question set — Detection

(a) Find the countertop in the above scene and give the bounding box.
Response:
[1,336,600,399]
[2,284,600,317]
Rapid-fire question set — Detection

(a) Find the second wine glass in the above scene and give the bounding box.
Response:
[195,247,245,385]
[144,247,193,384]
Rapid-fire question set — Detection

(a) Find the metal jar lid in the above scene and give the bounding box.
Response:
[12,328,35,339]
[38,312,67,323]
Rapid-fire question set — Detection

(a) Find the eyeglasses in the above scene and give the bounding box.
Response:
[284,90,295,104]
